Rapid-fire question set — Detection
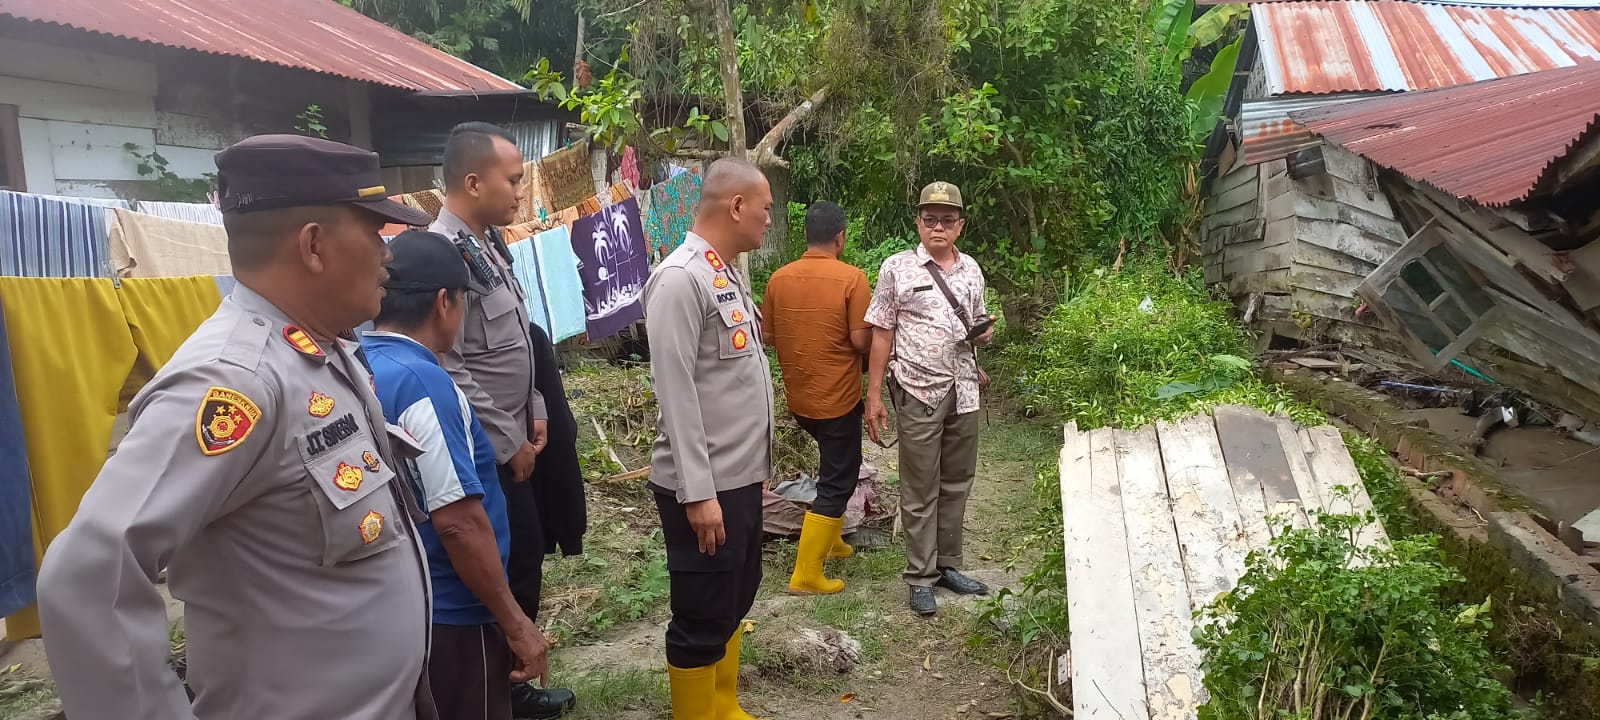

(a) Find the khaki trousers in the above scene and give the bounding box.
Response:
[891,382,980,586]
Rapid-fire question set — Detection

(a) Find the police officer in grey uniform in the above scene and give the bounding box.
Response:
[645,158,776,720]
[428,122,575,718]
[35,135,440,720]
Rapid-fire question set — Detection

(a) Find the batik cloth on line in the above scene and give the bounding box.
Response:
[534,225,586,343]
[644,170,701,255]
[568,197,648,341]
[0,294,35,619]
[134,201,223,227]
[574,183,633,218]
[620,146,641,188]
[403,189,445,221]
[514,159,548,226]
[539,139,593,213]
[0,190,112,278]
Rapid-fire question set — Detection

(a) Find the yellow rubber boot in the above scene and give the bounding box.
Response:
[668,664,717,720]
[788,512,846,595]
[715,631,760,720]
[828,529,854,559]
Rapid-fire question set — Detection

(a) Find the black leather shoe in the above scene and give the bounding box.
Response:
[935,568,990,596]
[909,586,938,616]
[512,684,576,720]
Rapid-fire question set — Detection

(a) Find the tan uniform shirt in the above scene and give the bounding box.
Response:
[36,285,436,720]
[431,209,547,464]
[864,244,988,414]
[645,232,774,503]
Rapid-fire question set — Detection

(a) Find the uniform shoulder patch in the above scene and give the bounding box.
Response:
[196,386,262,456]
[704,249,725,271]
[282,326,324,357]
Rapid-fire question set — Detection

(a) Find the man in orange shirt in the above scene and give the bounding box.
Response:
[762,202,871,595]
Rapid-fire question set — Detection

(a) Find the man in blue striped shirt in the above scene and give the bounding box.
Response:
[364,230,549,720]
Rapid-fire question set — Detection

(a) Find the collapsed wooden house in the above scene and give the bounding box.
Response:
[1202,0,1600,425]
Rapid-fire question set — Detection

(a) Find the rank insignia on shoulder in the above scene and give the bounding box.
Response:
[731,309,745,324]
[196,386,262,456]
[308,392,335,418]
[712,275,729,289]
[333,462,364,492]
[362,451,381,473]
[732,328,749,350]
[359,510,384,544]
[282,326,324,357]
[704,249,725,271]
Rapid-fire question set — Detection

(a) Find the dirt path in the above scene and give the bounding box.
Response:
[544,412,1058,720]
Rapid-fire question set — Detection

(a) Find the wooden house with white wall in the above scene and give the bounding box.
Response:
[0,0,566,200]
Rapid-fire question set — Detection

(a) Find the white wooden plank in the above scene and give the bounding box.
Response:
[1157,414,1249,610]
[1300,425,1388,551]
[18,117,55,193]
[154,144,221,180]
[1297,219,1402,266]
[47,121,155,182]
[1061,423,1149,720]
[0,75,157,128]
[0,38,157,94]
[1274,416,1327,522]
[1119,425,1203,720]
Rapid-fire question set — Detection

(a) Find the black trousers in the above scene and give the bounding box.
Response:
[793,402,865,519]
[430,623,513,720]
[498,464,546,622]
[653,482,763,669]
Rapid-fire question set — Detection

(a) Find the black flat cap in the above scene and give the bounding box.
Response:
[214,135,432,226]
[385,230,490,296]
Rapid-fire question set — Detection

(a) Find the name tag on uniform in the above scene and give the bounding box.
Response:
[913,284,933,292]
[714,290,739,305]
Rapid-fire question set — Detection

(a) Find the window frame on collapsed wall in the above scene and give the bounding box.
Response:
[1357,220,1504,372]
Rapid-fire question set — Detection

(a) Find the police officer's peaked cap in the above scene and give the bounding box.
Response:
[214,135,432,226]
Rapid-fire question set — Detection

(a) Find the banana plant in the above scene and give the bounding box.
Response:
[1185,35,1243,143]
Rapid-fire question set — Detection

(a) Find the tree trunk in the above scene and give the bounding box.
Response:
[711,0,747,153]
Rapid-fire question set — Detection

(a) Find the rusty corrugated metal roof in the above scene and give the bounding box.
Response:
[1291,61,1600,205]
[1254,1,1600,95]
[1240,94,1380,165]
[0,0,524,94]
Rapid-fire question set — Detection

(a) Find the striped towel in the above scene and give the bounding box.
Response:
[0,190,110,278]
[135,200,224,227]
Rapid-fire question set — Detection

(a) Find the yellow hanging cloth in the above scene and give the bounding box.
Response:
[0,278,137,640]
[116,277,223,406]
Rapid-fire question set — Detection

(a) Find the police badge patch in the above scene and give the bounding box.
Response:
[307,392,335,418]
[333,462,364,492]
[362,451,381,473]
[196,387,262,456]
[359,510,384,544]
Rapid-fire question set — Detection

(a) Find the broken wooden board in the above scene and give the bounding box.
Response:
[1060,407,1389,720]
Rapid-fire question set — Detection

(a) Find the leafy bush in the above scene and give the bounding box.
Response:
[1003,263,1316,428]
[1195,515,1513,720]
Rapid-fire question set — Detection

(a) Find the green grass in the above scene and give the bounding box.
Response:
[548,665,667,720]
[0,668,55,719]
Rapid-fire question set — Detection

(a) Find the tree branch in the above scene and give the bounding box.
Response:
[749,86,829,166]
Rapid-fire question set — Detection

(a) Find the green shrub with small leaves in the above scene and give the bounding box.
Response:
[1002,262,1317,429]
[1195,514,1513,720]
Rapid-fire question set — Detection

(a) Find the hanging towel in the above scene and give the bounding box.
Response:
[0,278,138,640]
[645,170,702,255]
[116,277,223,401]
[505,238,552,336]
[568,197,648,341]
[107,208,231,278]
[540,139,593,213]
[533,225,586,342]
[134,200,223,227]
[620,146,641,188]
[0,190,111,278]
[31,194,130,210]
[0,296,35,620]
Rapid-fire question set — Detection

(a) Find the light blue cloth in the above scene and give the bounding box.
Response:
[506,238,551,336]
[534,226,586,342]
